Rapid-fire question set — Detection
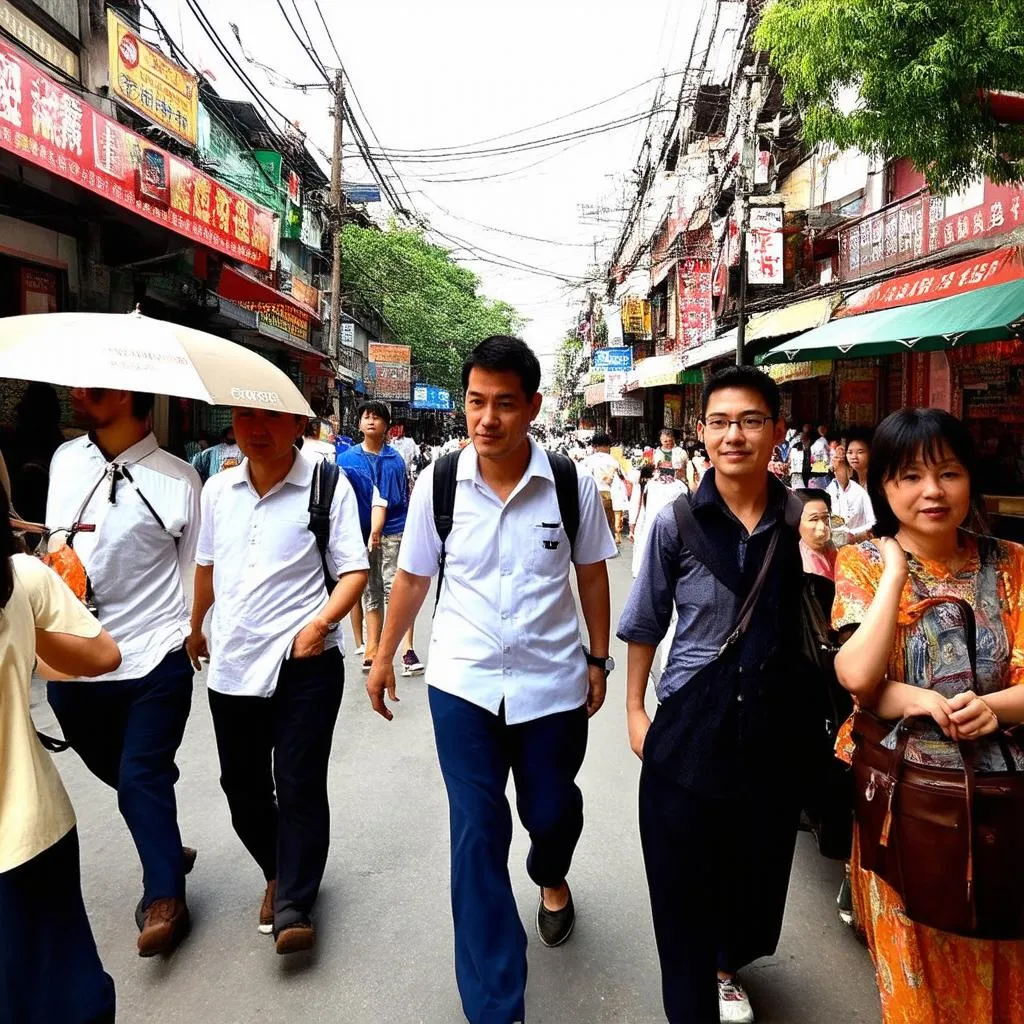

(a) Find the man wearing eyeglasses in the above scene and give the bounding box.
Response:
[617,365,807,1024]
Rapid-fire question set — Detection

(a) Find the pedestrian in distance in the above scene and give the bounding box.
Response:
[0,485,122,1024]
[618,365,809,1024]
[190,424,242,482]
[580,431,621,537]
[655,426,689,479]
[338,401,425,677]
[833,408,1024,1024]
[44,387,201,957]
[825,444,875,546]
[796,487,837,581]
[366,335,617,1024]
[187,406,369,954]
[844,428,872,487]
[300,418,338,463]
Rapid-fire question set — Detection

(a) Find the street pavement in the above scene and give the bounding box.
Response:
[34,548,882,1023]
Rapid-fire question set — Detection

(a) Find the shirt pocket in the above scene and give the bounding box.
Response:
[527,523,569,578]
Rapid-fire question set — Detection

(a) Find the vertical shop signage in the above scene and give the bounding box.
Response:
[0,39,275,269]
[747,207,784,284]
[368,343,411,402]
[678,257,713,348]
[107,9,199,148]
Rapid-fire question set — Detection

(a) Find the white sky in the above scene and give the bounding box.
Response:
[145,0,700,369]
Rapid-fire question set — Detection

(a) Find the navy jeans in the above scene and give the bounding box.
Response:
[207,646,344,929]
[48,646,194,906]
[428,686,589,1024]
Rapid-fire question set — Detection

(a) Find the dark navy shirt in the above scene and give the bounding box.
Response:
[617,469,802,702]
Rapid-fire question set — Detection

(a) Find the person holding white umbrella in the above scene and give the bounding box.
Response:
[45,386,202,958]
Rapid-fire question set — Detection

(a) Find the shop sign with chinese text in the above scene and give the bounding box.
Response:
[0,40,275,269]
[411,384,452,410]
[107,9,198,148]
[368,343,411,365]
[604,371,627,401]
[0,0,79,79]
[239,301,310,341]
[372,362,411,401]
[610,398,643,417]
[291,276,320,312]
[678,257,713,348]
[747,207,784,285]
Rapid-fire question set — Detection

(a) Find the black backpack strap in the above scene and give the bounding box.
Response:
[672,494,742,594]
[432,451,461,608]
[308,459,341,594]
[545,451,580,558]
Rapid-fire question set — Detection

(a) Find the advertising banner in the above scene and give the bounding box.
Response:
[372,362,411,401]
[592,347,633,372]
[0,0,79,79]
[678,257,713,348]
[368,343,411,365]
[747,207,784,285]
[610,398,643,417]
[0,40,275,269]
[604,371,627,401]
[411,384,452,410]
[107,9,199,148]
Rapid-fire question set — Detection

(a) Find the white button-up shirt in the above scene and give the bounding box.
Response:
[826,477,876,537]
[398,439,616,725]
[46,433,201,681]
[196,451,369,698]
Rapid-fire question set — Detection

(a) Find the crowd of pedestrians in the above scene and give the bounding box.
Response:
[3,335,1024,1024]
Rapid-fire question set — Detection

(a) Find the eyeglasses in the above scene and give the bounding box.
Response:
[702,415,774,434]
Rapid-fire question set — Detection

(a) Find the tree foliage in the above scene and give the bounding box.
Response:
[341,223,523,393]
[551,333,583,412]
[755,0,1024,193]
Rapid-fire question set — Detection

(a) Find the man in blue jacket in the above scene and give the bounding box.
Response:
[338,401,424,676]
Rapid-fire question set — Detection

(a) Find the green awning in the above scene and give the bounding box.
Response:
[760,278,1024,364]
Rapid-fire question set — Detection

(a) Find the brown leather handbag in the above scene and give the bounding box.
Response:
[851,600,1024,940]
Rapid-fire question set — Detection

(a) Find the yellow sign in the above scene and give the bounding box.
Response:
[0,0,79,79]
[765,360,833,385]
[620,297,652,339]
[107,9,198,147]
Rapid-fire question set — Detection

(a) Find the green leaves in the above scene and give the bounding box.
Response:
[756,0,1024,193]
[340,223,523,393]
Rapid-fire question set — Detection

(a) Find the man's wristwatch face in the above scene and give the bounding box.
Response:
[586,653,615,674]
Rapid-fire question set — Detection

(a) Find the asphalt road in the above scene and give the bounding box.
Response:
[35,549,882,1024]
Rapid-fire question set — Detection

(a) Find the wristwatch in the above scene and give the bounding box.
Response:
[582,645,615,675]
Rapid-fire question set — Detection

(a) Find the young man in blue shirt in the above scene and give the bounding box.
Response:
[338,401,423,675]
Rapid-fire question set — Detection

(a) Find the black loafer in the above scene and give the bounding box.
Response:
[536,885,575,947]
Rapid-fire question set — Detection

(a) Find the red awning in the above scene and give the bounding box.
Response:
[838,245,1024,317]
[217,265,321,323]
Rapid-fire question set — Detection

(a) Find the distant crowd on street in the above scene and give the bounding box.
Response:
[4,335,1024,1024]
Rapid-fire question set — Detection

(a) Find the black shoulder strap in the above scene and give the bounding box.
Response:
[308,459,341,593]
[432,451,461,608]
[672,494,743,594]
[545,450,580,557]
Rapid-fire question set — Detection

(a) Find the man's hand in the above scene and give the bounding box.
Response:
[186,630,209,672]
[586,665,607,717]
[628,705,651,760]
[947,690,1000,741]
[367,660,399,720]
[369,530,382,553]
[292,617,330,659]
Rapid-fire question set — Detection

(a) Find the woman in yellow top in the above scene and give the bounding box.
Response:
[0,486,121,1024]
[832,408,1024,1024]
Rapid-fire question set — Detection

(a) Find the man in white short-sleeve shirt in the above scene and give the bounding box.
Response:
[188,407,368,955]
[366,335,616,1024]
[45,387,200,958]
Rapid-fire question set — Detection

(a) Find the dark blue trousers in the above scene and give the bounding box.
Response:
[47,646,194,907]
[0,828,115,1024]
[428,687,589,1024]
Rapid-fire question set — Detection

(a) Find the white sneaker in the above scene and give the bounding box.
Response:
[718,977,754,1024]
[353,645,365,657]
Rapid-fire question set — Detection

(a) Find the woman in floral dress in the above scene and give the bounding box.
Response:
[832,408,1024,1024]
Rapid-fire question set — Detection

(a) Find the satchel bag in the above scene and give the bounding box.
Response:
[851,599,1024,939]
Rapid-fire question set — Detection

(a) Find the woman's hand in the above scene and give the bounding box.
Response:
[878,537,909,584]
[947,691,1001,741]
[903,688,957,738]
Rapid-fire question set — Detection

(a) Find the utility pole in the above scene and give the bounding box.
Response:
[735,74,753,367]
[327,68,345,359]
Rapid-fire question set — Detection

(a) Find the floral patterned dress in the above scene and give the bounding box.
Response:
[833,536,1024,1024]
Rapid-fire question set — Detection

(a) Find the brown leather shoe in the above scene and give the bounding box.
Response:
[258,881,276,935]
[137,897,190,957]
[275,920,314,955]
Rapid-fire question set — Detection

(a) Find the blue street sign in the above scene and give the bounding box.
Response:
[592,347,633,372]
[411,384,453,411]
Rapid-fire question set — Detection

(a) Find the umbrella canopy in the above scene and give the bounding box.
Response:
[0,311,315,416]
[760,278,1024,364]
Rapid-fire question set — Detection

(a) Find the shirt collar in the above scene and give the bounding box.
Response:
[457,437,552,485]
[231,448,312,492]
[692,467,793,530]
[83,431,160,465]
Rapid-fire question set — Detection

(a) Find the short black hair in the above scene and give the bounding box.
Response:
[462,335,541,399]
[131,392,155,421]
[592,432,612,448]
[701,365,780,421]
[357,400,391,427]
[795,488,832,511]
[845,427,873,447]
[868,408,980,538]
[304,419,321,438]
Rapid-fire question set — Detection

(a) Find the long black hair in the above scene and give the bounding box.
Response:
[868,408,983,539]
[0,486,17,610]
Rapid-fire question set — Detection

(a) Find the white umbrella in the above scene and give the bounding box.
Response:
[0,310,315,416]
